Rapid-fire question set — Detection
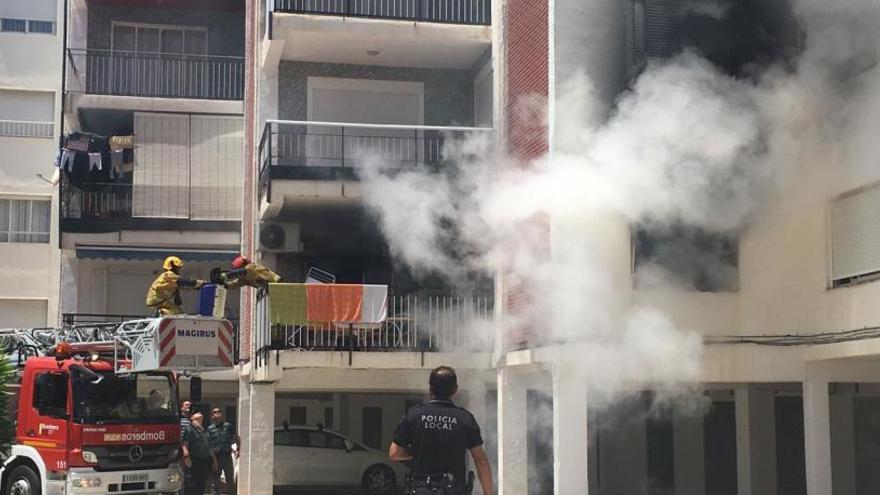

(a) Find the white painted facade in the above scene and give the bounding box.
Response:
[0,0,64,326]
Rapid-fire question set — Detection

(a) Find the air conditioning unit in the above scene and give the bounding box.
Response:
[259,222,302,253]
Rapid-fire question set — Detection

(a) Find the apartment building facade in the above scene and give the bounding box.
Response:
[231,2,880,495]
[236,1,495,493]
[59,0,246,322]
[0,0,64,326]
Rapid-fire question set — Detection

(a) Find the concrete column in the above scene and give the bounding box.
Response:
[552,364,588,494]
[803,367,833,495]
[240,380,276,495]
[498,367,528,495]
[735,387,777,495]
[674,408,706,495]
[236,378,252,491]
[467,387,490,495]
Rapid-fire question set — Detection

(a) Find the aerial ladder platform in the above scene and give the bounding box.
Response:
[0,315,235,374]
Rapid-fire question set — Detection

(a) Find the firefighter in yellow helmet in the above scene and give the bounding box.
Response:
[146,256,206,316]
[218,256,282,290]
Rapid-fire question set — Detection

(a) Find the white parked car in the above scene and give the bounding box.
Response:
[273,426,406,494]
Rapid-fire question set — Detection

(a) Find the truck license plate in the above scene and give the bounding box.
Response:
[122,474,148,483]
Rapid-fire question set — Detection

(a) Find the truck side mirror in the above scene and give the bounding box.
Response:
[344,439,354,453]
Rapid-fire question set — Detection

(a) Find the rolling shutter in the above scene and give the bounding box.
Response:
[133,113,243,220]
[830,184,880,282]
[133,113,191,218]
[190,116,243,220]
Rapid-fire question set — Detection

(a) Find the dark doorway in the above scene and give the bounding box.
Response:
[704,400,738,495]
[363,407,383,449]
[775,396,807,495]
[646,401,675,495]
[289,406,307,426]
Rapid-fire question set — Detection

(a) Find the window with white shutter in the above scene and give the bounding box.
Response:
[830,184,880,287]
[132,112,243,220]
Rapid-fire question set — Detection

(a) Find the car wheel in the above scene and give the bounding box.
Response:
[362,464,396,495]
[6,465,40,495]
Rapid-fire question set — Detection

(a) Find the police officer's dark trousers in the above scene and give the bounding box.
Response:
[187,457,212,495]
[212,452,236,495]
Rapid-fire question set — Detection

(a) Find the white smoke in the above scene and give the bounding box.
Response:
[357,0,880,398]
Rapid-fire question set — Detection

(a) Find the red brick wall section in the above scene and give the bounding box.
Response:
[504,0,549,162]
[503,0,550,350]
[240,0,257,362]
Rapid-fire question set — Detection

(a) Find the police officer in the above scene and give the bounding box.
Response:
[207,408,239,495]
[389,366,494,495]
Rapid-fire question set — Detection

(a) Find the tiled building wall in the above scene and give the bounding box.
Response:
[277,61,475,126]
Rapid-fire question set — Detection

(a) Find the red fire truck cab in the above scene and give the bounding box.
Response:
[2,350,183,495]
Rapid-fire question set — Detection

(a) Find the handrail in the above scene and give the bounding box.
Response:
[265,119,493,133]
[67,47,245,61]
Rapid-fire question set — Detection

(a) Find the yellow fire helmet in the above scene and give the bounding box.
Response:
[163,256,184,270]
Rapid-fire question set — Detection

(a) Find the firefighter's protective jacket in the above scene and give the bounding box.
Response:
[146,270,204,312]
[222,263,282,289]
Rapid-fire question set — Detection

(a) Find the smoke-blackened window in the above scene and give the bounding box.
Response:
[633,224,739,292]
[628,0,801,77]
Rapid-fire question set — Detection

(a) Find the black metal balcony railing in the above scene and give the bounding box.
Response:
[253,290,493,366]
[258,120,492,199]
[61,182,133,223]
[59,181,240,233]
[273,0,490,25]
[67,48,245,100]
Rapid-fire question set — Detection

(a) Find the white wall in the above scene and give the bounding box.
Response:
[74,258,241,318]
[0,0,64,327]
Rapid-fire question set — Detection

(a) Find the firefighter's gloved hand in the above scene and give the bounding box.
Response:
[194,280,206,289]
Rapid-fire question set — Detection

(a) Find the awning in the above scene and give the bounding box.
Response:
[75,245,239,263]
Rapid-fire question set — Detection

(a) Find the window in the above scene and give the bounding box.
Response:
[308,431,346,450]
[627,0,799,77]
[111,22,207,55]
[323,407,333,429]
[633,224,738,292]
[274,429,309,447]
[1,0,56,34]
[0,90,54,138]
[33,372,68,417]
[830,184,880,287]
[0,18,25,32]
[362,407,382,450]
[27,20,52,33]
[0,199,50,243]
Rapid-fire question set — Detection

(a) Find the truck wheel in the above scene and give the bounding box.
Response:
[7,465,40,495]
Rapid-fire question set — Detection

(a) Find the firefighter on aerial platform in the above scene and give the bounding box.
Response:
[216,256,282,289]
[146,256,206,315]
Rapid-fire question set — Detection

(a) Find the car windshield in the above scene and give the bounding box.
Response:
[73,372,178,425]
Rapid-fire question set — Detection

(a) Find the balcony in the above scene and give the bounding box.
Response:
[67,48,245,101]
[60,182,240,233]
[272,0,491,26]
[253,290,493,364]
[258,120,492,204]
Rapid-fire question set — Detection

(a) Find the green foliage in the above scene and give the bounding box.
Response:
[0,355,16,451]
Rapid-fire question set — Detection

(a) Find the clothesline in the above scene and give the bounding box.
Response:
[56,131,136,181]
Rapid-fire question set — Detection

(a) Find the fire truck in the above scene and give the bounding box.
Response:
[0,316,235,495]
